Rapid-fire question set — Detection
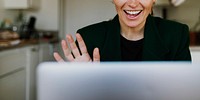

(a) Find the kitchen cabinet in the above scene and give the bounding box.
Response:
[191,51,200,63]
[0,47,27,100]
[38,43,54,62]
[26,45,39,100]
[3,0,39,9]
[0,42,54,100]
[26,43,54,100]
[0,70,26,100]
[190,47,200,63]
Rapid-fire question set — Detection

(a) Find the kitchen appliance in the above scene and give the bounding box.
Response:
[20,16,38,39]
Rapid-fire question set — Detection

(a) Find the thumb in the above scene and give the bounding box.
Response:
[93,48,100,62]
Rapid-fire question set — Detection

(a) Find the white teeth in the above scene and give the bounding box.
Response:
[126,10,141,15]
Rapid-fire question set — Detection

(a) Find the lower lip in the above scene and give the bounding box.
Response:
[125,11,142,20]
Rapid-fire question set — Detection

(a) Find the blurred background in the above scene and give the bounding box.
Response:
[0,0,200,100]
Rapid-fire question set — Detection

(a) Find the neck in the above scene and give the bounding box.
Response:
[120,20,145,41]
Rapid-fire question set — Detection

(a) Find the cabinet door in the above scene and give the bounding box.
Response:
[191,51,200,63]
[0,48,27,100]
[0,70,26,100]
[0,48,26,77]
[3,0,39,9]
[39,43,54,62]
[26,45,39,100]
[4,0,30,9]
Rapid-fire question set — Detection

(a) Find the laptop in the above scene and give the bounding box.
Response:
[37,62,200,100]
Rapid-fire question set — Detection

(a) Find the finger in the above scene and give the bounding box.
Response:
[76,33,88,54]
[66,34,81,58]
[93,48,100,62]
[53,52,65,62]
[61,40,74,61]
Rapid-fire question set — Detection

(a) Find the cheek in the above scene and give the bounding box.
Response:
[113,0,126,7]
[141,1,154,10]
[140,0,154,6]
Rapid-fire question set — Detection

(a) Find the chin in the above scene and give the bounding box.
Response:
[126,22,140,28]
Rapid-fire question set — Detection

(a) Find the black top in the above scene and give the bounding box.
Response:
[120,35,144,61]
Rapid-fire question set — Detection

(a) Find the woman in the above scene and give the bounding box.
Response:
[54,0,191,62]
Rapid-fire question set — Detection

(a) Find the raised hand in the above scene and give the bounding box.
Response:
[53,33,100,62]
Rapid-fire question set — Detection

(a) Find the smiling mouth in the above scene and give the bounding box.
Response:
[124,10,142,16]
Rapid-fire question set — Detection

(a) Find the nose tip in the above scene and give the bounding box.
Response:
[127,0,139,8]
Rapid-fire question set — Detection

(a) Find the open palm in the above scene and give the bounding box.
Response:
[54,33,100,62]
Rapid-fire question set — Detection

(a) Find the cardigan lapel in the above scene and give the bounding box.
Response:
[101,15,122,61]
[142,15,169,61]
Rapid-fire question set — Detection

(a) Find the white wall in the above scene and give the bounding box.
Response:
[64,0,116,38]
[25,0,59,31]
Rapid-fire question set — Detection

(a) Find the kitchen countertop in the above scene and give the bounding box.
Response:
[190,46,200,51]
[0,37,59,52]
[0,29,59,51]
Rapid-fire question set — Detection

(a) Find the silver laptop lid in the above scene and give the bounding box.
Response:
[37,62,200,100]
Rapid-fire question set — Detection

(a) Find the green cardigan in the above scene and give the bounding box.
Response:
[77,15,191,61]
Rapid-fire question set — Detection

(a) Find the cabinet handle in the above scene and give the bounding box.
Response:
[0,68,25,79]
[31,48,38,52]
